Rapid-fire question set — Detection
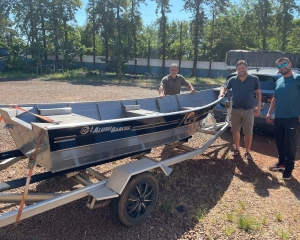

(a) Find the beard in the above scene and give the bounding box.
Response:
[280,68,291,75]
[238,71,247,78]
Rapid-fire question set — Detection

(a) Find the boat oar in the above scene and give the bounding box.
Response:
[1,105,59,125]
[13,105,57,124]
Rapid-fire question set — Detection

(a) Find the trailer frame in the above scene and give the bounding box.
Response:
[0,114,229,227]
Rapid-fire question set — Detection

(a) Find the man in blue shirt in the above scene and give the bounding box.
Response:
[266,57,300,180]
[219,60,261,160]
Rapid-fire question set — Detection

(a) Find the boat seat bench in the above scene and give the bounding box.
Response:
[125,109,161,118]
[38,107,72,116]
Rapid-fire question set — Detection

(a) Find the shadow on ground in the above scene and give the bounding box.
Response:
[0,133,235,239]
[0,129,299,239]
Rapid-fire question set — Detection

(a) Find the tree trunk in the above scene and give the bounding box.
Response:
[209,10,215,78]
[192,6,200,77]
[64,20,69,70]
[161,6,166,75]
[147,40,150,73]
[40,6,47,61]
[93,0,96,70]
[179,22,182,72]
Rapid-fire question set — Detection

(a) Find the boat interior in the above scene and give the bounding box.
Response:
[1,90,219,126]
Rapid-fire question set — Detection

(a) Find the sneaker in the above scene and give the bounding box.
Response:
[244,152,253,160]
[282,172,291,180]
[231,149,240,157]
[269,162,285,171]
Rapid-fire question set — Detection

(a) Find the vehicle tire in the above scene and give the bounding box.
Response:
[110,172,158,226]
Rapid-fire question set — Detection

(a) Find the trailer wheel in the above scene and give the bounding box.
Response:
[110,172,158,226]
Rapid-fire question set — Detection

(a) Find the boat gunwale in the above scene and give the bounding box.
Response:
[41,98,222,130]
[0,90,222,130]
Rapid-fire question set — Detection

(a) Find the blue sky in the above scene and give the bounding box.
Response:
[75,0,234,26]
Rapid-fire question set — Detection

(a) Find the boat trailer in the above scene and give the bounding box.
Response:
[0,114,230,227]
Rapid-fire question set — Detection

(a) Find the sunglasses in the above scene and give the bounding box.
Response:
[277,62,289,69]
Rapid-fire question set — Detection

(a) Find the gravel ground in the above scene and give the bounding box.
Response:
[0,79,300,240]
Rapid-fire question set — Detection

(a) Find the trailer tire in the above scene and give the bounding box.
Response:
[110,172,158,226]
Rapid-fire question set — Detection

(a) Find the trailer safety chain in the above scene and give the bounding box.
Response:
[15,129,44,223]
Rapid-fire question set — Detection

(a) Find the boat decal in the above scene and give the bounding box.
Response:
[80,125,131,135]
[80,126,90,135]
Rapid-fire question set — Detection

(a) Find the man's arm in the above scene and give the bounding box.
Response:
[181,77,196,93]
[266,97,276,123]
[187,83,196,93]
[254,89,262,117]
[219,79,231,98]
[218,86,227,98]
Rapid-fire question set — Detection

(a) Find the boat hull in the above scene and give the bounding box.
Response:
[0,89,221,172]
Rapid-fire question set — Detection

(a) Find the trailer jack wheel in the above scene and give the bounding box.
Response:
[110,172,158,226]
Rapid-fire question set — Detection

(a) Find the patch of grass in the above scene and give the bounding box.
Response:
[209,218,216,225]
[234,208,244,215]
[223,226,235,236]
[1,70,225,90]
[239,201,246,210]
[226,213,234,223]
[275,212,283,222]
[163,201,176,213]
[195,209,208,223]
[0,71,38,79]
[237,215,260,232]
[278,230,289,240]
[262,216,268,226]
[186,76,224,85]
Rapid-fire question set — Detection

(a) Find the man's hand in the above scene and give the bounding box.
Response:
[191,89,196,94]
[254,107,261,117]
[159,93,165,98]
[266,113,273,123]
[218,94,224,99]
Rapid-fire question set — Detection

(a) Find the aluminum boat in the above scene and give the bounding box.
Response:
[0,89,222,173]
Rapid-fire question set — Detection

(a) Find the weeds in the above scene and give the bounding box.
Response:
[0,71,38,79]
[237,215,260,232]
[226,213,234,223]
[261,216,267,226]
[239,201,246,210]
[163,201,176,213]
[224,226,235,236]
[195,209,207,223]
[275,212,283,222]
[278,230,289,240]
[234,208,244,215]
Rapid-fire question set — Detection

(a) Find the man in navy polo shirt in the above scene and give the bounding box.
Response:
[219,60,261,160]
[266,57,300,180]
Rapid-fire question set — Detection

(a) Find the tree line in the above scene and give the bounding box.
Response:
[0,0,300,75]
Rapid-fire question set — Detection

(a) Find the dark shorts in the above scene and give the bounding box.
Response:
[231,108,254,135]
